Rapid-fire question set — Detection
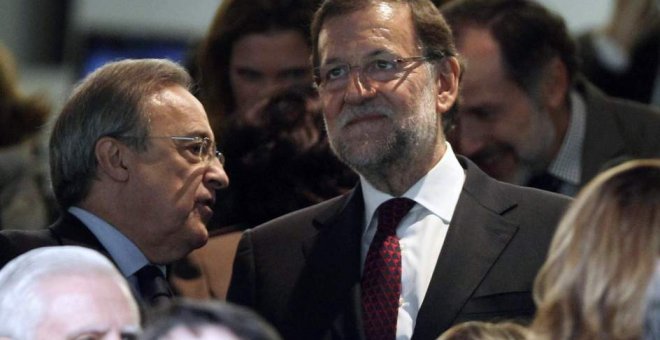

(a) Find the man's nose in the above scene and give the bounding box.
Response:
[343,70,376,104]
[204,158,229,190]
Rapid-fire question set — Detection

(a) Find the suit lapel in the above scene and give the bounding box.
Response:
[293,186,365,339]
[412,157,519,339]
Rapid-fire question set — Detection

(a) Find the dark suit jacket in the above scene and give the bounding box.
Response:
[578,29,660,104]
[0,212,112,268]
[227,156,570,339]
[579,79,660,185]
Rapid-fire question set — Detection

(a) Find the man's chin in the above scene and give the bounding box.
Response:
[332,139,391,170]
[194,226,209,248]
[185,221,210,250]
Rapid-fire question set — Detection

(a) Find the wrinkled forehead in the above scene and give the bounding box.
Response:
[317,2,421,64]
[145,85,214,137]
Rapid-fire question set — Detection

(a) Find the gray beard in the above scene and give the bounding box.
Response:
[325,84,440,186]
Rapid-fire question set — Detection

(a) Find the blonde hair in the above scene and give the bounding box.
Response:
[531,159,660,340]
[438,321,530,340]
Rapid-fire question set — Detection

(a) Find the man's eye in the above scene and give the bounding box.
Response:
[235,68,262,81]
[185,142,204,156]
[325,65,347,81]
[370,59,396,71]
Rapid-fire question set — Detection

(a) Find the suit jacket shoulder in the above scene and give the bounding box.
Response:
[228,189,364,339]
[0,228,57,268]
[0,213,107,268]
[412,156,570,339]
[580,79,660,183]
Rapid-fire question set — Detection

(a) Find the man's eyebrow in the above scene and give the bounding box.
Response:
[66,324,139,339]
[321,49,394,65]
[178,130,212,139]
[234,66,263,73]
[365,49,395,58]
[66,328,108,339]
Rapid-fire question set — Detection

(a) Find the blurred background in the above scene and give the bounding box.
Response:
[0,0,613,112]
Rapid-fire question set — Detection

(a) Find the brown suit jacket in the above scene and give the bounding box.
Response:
[227,156,570,339]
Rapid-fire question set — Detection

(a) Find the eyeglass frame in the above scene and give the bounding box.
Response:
[313,52,444,91]
[118,135,225,165]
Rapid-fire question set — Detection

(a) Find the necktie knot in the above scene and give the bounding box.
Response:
[377,198,416,234]
[136,265,172,307]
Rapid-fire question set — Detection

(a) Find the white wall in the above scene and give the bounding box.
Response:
[539,0,613,33]
[70,0,221,38]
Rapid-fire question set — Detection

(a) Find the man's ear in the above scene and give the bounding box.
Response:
[541,56,569,110]
[95,137,130,182]
[436,56,461,114]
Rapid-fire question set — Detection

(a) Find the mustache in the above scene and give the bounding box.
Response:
[337,102,395,127]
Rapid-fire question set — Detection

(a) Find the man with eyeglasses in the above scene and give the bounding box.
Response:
[0,59,229,308]
[226,0,569,339]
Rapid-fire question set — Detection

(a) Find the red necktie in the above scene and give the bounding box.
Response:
[362,198,415,340]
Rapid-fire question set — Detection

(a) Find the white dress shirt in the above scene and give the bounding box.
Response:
[360,143,466,340]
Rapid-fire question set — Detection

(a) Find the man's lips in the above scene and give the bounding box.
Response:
[195,199,214,221]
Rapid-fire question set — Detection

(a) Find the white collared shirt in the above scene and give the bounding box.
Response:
[360,143,466,339]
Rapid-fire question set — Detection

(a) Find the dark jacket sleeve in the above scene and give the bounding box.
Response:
[226,230,258,308]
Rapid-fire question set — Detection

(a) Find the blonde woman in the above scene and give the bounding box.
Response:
[438,321,530,340]
[532,159,660,340]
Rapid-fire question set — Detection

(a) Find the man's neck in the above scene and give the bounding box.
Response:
[362,143,446,196]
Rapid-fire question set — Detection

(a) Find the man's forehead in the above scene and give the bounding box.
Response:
[457,26,513,96]
[456,26,499,57]
[318,2,418,62]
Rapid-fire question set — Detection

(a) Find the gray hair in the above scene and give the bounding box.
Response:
[0,246,139,339]
[50,58,192,209]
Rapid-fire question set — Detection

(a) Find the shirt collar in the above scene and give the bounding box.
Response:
[68,206,152,277]
[361,142,466,229]
[547,90,586,185]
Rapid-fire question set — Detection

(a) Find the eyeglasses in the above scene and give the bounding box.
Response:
[149,136,225,165]
[314,55,437,92]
